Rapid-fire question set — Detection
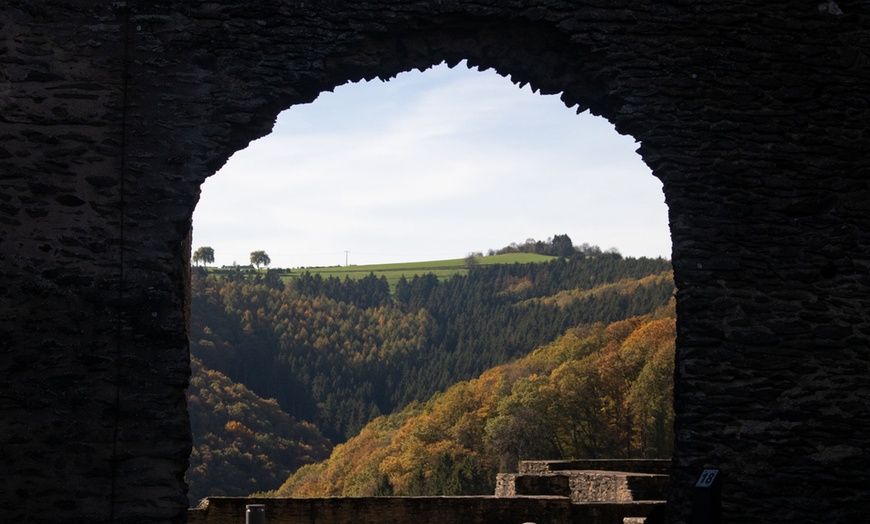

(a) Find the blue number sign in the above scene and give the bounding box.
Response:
[695,469,719,488]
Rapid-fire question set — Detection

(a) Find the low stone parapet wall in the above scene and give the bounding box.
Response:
[519,460,671,476]
[188,497,664,524]
[495,468,669,503]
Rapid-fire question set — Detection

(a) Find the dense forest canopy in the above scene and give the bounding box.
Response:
[273,310,675,498]
[186,357,331,504]
[187,238,675,503]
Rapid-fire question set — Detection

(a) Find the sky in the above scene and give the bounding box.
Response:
[191,62,671,269]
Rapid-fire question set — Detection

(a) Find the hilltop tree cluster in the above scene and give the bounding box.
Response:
[488,235,619,258]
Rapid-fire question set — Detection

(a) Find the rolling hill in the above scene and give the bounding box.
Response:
[187,241,674,502]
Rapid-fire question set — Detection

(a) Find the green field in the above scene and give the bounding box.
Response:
[206,253,556,290]
[286,253,555,289]
[206,253,556,291]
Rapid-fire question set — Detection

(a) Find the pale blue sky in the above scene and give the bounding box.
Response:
[192,62,671,268]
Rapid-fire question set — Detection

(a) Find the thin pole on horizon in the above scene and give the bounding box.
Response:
[345,251,349,267]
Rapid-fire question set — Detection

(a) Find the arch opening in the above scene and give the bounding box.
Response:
[187,60,675,503]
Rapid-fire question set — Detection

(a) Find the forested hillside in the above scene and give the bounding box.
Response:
[186,357,331,505]
[272,309,676,498]
[190,254,673,444]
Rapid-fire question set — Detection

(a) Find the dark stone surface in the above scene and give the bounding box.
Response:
[1,1,868,523]
[188,496,664,524]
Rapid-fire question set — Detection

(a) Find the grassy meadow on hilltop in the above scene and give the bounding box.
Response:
[207,252,556,291]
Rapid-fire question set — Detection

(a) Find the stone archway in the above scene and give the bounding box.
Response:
[2,2,868,523]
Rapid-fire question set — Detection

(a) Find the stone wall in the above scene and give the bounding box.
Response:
[498,472,669,503]
[1,1,869,523]
[495,461,670,504]
[519,460,672,476]
[187,497,663,524]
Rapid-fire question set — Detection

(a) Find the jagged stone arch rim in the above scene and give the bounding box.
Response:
[187,11,642,186]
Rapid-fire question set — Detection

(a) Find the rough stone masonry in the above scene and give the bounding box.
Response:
[1,1,869,523]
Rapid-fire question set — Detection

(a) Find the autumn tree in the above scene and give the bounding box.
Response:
[250,250,271,269]
[272,311,676,499]
[186,356,331,504]
[188,254,676,495]
[193,246,215,267]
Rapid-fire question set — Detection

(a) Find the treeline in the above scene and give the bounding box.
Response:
[186,357,331,505]
[273,310,675,498]
[190,255,674,444]
[488,235,620,258]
